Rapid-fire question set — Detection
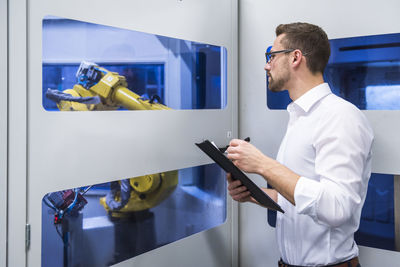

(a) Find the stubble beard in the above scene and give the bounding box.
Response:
[268,58,290,92]
[268,72,290,92]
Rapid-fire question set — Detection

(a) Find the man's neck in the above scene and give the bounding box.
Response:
[288,73,324,101]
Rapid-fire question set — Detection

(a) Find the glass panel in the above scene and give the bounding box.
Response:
[266,33,400,110]
[42,15,227,111]
[365,85,400,110]
[267,173,398,252]
[41,163,226,266]
[355,173,396,251]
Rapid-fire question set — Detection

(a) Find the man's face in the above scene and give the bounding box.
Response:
[265,35,291,92]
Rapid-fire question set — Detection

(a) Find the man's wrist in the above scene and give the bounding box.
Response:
[257,155,278,178]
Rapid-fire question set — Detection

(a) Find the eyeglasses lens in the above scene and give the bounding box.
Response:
[265,46,272,63]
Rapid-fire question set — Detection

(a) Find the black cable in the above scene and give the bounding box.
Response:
[63,229,68,267]
[43,197,57,212]
[45,88,101,104]
[55,225,63,240]
[81,185,93,195]
[149,94,162,104]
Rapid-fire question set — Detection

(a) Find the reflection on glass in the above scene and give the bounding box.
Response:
[266,33,400,110]
[365,85,400,110]
[42,16,227,111]
[41,163,226,266]
[355,173,395,251]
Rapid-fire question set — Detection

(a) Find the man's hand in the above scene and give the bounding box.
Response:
[226,139,272,174]
[226,138,298,205]
[227,173,255,203]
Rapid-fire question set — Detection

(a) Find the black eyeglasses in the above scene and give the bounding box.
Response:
[265,48,295,64]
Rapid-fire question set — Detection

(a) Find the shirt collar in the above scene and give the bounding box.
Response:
[289,83,332,114]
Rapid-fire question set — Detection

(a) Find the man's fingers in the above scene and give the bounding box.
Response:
[227,167,251,203]
[229,139,242,147]
[226,145,240,154]
[226,174,251,203]
[229,185,248,195]
[227,179,242,190]
[226,173,232,182]
[226,152,240,161]
[232,190,251,202]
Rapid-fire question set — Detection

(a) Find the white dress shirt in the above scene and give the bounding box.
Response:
[275,83,374,266]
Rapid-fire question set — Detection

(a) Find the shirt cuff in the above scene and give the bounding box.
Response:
[294,176,322,218]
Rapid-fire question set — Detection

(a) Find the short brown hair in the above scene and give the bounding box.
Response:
[276,22,330,74]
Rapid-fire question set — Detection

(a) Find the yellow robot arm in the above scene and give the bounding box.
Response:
[49,61,171,111]
[99,171,178,217]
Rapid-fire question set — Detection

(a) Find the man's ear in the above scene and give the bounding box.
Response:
[291,50,303,68]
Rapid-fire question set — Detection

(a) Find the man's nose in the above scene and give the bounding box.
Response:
[264,63,270,71]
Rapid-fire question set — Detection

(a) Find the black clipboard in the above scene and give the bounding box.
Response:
[196,140,284,213]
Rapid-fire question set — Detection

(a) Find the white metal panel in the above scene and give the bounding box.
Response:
[112,227,232,267]
[8,0,28,266]
[0,0,8,265]
[359,246,400,266]
[26,0,238,266]
[239,0,400,266]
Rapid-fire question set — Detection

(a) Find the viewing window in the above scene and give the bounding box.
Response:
[355,173,397,251]
[43,16,227,111]
[41,163,227,266]
[266,33,400,110]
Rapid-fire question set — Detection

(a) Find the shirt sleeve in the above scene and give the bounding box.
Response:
[294,105,373,227]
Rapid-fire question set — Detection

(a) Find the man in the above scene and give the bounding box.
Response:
[226,22,373,267]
